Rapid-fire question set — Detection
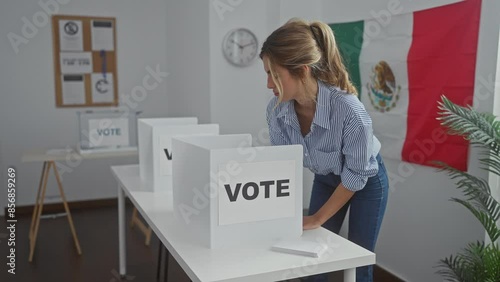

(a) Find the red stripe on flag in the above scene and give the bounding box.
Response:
[402,0,482,171]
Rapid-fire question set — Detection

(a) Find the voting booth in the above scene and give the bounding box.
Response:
[138,117,219,192]
[172,134,303,249]
[77,110,140,154]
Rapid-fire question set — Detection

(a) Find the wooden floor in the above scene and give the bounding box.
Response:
[0,204,401,282]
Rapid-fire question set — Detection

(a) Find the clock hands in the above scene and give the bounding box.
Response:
[230,38,255,51]
[241,42,255,48]
[230,39,244,49]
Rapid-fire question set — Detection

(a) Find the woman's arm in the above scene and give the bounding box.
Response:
[303,182,354,230]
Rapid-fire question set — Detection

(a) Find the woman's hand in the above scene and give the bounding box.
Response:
[303,215,322,230]
[303,184,355,230]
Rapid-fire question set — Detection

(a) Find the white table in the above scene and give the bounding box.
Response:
[22,147,137,262]
[112,164,375,282]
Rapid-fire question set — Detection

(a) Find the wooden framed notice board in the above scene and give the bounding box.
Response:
[52,15,118,108]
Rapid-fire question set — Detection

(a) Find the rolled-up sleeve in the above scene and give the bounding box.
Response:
[340,119,379,192]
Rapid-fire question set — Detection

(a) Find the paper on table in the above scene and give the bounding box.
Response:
[62,75,86,105]
[91,20,114,51]
[91,73,114,103]
[271,239,331,258]
[59,20,83,51]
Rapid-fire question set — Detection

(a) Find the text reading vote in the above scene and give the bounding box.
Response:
[96,128,121,136]
[224,180,290,202]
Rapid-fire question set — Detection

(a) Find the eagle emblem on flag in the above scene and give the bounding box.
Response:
[366,61,401,113]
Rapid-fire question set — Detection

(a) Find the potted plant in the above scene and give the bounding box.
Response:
[435,95,500,282]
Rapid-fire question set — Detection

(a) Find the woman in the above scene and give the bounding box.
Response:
[260,19,389,282]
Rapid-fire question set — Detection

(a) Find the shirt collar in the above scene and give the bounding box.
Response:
[275,80,333,130]
[276,100,299,130]
[313,80,332,129]
[276,99,292,119]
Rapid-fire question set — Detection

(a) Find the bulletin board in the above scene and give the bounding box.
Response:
[51,15,118,108]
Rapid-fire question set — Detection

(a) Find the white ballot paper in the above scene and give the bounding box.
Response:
[271,239,329,258]
[59,20,83,51]
[91,20,114,51]
[61,75,85,105]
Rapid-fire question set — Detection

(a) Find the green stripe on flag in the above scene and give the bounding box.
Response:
[329,21,364,98]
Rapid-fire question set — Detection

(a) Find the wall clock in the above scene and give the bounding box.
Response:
[222,28,258,67]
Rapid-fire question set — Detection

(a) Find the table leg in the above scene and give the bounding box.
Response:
[29,161,48,241]
[118,183,127,276]
[156,244,163,282]
[52,161,82,255]
[29,161,51,262]
[130,207,153,246]
[163,245,170,282]
[344,268,356,282]
[145,226,152,246]
[130,207,138,228]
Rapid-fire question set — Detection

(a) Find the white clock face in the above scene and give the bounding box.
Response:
[222,28,258,67]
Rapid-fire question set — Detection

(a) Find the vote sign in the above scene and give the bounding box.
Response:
[88,118,129,148]
[158,124,220,176]
[218,160,296,226]
[138,117,219,192]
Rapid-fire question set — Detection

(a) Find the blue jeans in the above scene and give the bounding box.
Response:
[304,154,389,282]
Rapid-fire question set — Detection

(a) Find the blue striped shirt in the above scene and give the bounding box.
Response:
[266,81,381,192]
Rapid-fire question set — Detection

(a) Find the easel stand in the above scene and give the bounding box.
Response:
[29,161,82,262]
[130,207,152,246]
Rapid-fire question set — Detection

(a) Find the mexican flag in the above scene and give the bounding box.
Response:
[330,0,481,171]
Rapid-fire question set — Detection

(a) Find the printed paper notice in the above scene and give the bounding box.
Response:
[91,73,114,103]
[60,52,92,74]
[61,75,85,105]
[91,20,114,51]
[59,20,83,51]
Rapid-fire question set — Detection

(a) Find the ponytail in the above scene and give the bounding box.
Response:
[260,18,358,96]
[309,21,358,95]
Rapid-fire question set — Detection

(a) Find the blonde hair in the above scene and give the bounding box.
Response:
[260,18,357,102]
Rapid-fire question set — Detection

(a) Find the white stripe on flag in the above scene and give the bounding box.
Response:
[359,13,413,161]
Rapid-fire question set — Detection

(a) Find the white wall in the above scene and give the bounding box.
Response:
[165,0,211,123]
[209,0,270,137]
[0,0,169,215]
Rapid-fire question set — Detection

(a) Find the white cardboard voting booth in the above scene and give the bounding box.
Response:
[172,134,303,249]
[138,117,219,192]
